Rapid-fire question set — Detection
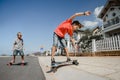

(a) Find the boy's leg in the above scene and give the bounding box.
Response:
[10,56,16,64]
[10,50,17,63]
[60,38,71,61]
[64,48,69,58]
[19,50,24,63]
[13,55,16,63]
[21,56,24,63]
[51,46,56,63]
[21,55,24,66]
[51,33,59,63]
[64,48,71,62]
[51,46,56,60]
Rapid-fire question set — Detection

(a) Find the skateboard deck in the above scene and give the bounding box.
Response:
[48,60,79,73]
[7,62,27,66]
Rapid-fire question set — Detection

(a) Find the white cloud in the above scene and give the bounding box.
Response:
[94,6,104,17]
[94,6,104,25]
[83,21,98,28]
[82,6,104,29]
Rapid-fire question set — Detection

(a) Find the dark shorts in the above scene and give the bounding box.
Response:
[13,50,24,56]
[53,33,67,48]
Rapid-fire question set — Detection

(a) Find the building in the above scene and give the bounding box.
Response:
[98,0,120,38]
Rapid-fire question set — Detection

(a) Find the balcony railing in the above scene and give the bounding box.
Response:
[104,15,120,29]
[95,35,120,52]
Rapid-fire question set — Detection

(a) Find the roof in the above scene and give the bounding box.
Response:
[98,0,120,19]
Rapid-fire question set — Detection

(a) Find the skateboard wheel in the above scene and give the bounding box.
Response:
[72,60,79,65]
[7,62,12,66]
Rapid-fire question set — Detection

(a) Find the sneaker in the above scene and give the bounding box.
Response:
[66,58,71,62]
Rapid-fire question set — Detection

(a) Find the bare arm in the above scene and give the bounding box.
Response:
[69,11,91,20]
[70,37,76,48]
[12,40,17,51]
[12,44,15,51]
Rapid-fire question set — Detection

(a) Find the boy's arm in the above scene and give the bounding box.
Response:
[69,11,91,20]
[70,37,76,48]
[12,43,15,51]
[70,37,79,52]
[12,40,17,51]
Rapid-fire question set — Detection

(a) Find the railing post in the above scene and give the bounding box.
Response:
[115,36,118,50]
[112,36,116,50]
[118,35,120,49]
[92,39,96,55]
[67,39,70,52]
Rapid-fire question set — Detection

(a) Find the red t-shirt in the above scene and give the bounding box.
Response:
[54,19,73,38]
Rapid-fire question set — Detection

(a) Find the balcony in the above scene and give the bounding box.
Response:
[103,15,120,29]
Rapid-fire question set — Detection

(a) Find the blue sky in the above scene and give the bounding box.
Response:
[0,0,107,55]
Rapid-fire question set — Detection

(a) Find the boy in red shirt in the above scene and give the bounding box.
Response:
[51,11,91,65]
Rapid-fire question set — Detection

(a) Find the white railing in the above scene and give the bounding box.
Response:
[92,35,120,52]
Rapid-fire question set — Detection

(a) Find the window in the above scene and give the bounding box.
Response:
[116,17,119,23]
[110,8,114,11]
[111,19,115,25]
[119,7,120,10]
[112,13,116,17]
[106,14,108,17]
[108,21,111,26]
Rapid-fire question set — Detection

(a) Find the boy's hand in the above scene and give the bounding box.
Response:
[85,11,91,16]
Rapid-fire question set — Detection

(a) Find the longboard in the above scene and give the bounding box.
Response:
[47,60,79,73]
[7,62,27,66]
